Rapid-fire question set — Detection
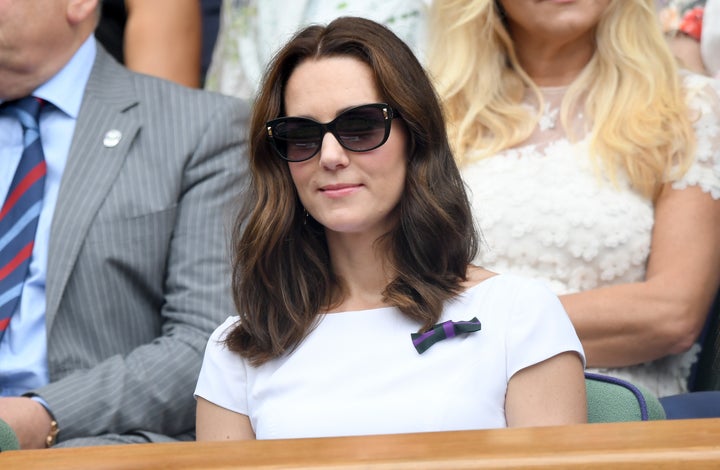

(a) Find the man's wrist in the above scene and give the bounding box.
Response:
[23,393,59,447]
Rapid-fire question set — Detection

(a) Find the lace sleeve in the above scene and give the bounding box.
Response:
[672,73,720,199]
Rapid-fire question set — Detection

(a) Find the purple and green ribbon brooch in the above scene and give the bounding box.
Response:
[411,317,482,354]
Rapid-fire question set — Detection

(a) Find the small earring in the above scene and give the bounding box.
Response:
[303,209,309,225]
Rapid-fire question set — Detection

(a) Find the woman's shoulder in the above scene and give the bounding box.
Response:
[674,71,720,198]
[451,269,575,344]
[461,266,558,300]
[208,316,241,343]
[463,265,497,287]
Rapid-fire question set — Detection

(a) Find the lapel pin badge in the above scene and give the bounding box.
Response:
[103,129,122,148]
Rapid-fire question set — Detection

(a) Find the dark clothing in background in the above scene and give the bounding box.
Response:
[200,0,222,83]
[95,0,127,65]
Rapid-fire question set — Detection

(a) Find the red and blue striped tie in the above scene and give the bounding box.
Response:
[0,97,46,337]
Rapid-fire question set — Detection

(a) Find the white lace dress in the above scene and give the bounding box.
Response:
[462,73,720,397]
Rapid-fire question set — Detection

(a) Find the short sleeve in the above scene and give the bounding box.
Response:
[672,73,720,199]
[194,316,249,415]
[504,277,586,380]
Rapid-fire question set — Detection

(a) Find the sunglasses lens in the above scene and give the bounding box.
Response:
[268,104,391,161]
[273,120,323,161]
[335,106,387,152]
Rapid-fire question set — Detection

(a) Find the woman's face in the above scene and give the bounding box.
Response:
[283,56,408,240]
[498,0,611,45]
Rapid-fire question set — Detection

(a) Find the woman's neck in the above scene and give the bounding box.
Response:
[513,34,595,87]
[325,231,393,312]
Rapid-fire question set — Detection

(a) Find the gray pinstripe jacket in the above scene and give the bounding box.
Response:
[31,46,249,444]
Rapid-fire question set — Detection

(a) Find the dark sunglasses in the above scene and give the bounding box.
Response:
[266,103,398,162]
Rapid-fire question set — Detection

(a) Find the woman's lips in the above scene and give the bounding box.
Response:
[319,183,363,198]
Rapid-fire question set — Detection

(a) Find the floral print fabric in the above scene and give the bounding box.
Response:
[204,0,428,99]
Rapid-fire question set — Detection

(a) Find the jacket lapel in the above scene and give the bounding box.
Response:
[45,48,141,327]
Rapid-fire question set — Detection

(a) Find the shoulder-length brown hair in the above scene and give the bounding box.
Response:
[227,16,478,365]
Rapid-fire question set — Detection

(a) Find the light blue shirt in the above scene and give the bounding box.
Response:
[0,37,95,397]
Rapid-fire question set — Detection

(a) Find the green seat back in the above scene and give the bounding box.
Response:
[585,372,666,422]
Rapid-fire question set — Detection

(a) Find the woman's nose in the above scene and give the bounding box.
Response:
[318,132,350,170]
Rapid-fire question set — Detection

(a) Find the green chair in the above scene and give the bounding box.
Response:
[585,372,666,422]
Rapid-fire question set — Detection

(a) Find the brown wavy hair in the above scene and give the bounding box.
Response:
[227,16,478,365]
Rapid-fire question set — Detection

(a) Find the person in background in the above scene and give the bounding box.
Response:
[204,0,429,100]
[658,0,720,78]
[658,0,707,74]
[429,0,720,417]
[95,0,203,87]
[700,0,720,78]
[194,16,586,441]
[0,0,249,448]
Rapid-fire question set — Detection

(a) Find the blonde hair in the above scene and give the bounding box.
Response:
[429,0,695,199]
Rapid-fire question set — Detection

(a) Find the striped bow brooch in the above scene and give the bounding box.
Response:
[411,318,482,354]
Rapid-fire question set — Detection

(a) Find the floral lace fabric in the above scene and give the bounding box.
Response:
[462,73,720,397]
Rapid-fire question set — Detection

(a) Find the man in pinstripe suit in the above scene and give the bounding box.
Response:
[0,0,249,448]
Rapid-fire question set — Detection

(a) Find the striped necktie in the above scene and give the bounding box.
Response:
[0,97,46,337]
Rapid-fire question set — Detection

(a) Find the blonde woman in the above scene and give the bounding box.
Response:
[429,0,720,417]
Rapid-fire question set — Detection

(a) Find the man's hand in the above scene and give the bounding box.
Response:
[0,397,53,449]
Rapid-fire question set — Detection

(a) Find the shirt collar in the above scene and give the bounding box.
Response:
[32,36,96,119]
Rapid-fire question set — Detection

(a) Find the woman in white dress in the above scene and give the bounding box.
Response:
[429,0,720,416]
[195,17,585,441]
